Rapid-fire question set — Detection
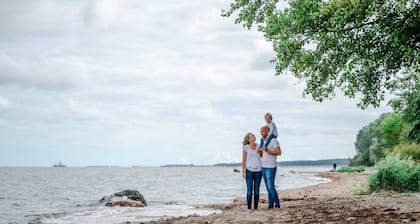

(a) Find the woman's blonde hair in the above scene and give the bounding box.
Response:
[242,132,253,145]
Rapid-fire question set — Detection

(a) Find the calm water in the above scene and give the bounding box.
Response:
[0,166,330,224]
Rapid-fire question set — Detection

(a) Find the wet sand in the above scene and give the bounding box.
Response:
[130,172,420,224]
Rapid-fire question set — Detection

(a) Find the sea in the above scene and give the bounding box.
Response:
[0,166,331,224]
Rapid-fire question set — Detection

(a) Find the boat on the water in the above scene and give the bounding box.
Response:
[53,161,67,167]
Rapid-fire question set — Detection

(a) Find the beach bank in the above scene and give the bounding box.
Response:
[133,172,420,224]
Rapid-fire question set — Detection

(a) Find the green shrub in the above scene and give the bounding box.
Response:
[337,166,366,173]
[388,142,420,161]
[368,155,420,192]
[352,183,371,195]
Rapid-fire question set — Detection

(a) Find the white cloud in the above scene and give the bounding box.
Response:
[0,53,89,90]
[254,38,273,53]
[0,96,11,108]
[0,118,8,126]
[67,98,105,121]
[0,0,391,166]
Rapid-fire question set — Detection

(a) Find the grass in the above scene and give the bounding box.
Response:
[337,166,366,173]
[352,183,371,195]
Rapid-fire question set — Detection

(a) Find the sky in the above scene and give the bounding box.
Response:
[0,0,391,167]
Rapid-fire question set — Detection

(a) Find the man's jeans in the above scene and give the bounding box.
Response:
[262,167,280,208]
[246,169,262,209]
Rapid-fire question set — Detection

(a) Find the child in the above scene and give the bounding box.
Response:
[260,112,278,150]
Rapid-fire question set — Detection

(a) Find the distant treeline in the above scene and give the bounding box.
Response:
[161,164,197,167]
[160,159,349,167]
[214,158,349,167]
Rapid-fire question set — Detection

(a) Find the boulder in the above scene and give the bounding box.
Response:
[100,190,147,207]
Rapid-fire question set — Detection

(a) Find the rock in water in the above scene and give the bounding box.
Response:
[106,200,144,207]
[100,190,147,207]
[113,190,147,206]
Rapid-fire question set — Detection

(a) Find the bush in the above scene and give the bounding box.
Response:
[388,142,420,161]
[368,155,420,192]
[337,166,366,173]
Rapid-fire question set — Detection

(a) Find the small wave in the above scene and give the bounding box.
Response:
[148,200,187,205]
[26,212,67,224]
[163,201,182,205]
[34,204,220,224]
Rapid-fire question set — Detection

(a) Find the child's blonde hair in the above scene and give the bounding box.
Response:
[242,132,253,145]
[265,112,273,120]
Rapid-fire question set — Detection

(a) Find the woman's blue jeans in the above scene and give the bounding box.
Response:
[246,169,262,209]
[262,167,280,208]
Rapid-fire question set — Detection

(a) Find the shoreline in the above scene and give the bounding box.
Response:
[132,172,420,224]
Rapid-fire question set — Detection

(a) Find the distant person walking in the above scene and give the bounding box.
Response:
[259,126,282,209]
[242,132,262,210]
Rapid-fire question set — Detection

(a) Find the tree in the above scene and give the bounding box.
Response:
[222,0,419,108]
[389,73,420,142]
[404,90,420,142]
[350,113,390,166]
[380,113,405,149]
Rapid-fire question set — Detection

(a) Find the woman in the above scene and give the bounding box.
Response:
[242,132,262,210]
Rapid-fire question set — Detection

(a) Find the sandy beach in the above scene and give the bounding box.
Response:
[132,172,420,224]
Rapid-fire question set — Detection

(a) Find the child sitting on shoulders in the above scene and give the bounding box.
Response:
[260,112,278,150]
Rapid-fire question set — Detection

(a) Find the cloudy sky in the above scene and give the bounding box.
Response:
[0,0,390,167]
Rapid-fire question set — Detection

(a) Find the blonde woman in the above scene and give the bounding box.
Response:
[242,132,262,210]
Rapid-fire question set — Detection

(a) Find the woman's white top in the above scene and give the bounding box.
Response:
[243,144,262,172]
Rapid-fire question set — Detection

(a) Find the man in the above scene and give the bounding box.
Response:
[259,125,282,208]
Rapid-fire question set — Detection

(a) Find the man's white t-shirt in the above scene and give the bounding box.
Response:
[261,138,280,168]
